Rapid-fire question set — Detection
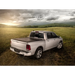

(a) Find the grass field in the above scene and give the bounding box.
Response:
[0,27,75,65]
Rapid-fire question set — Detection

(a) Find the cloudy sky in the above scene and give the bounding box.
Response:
[0,9,75,26]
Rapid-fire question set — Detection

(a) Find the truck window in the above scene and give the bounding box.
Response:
[30,32,44,38]
[52,32,57,38]
[47,33,53,39]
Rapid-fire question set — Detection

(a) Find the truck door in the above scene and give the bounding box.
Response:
[45,32,59,50]
[51,32,60,47]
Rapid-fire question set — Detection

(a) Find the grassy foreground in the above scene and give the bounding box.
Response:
[0,27,75,56]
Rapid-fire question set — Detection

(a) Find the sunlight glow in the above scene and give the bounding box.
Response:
[13,21,17,23]
[1,23,18,26]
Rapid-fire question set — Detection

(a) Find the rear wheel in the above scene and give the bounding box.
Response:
[34,47,43,59]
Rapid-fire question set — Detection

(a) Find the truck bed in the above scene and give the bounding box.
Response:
[13,37,44,42]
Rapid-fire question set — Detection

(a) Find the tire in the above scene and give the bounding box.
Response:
[57,42,63,49]
[34,47,43,59]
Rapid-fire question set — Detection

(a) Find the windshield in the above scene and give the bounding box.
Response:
[30,32,44,38]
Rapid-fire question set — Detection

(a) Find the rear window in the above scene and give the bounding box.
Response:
[30,32,44,38]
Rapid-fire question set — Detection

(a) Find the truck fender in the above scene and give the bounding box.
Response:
[34,46,43,54]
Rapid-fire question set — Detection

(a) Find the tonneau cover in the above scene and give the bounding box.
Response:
[13,37,44,42]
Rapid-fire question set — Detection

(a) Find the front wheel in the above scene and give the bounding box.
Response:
[57,42,63,49]
[34,48,43,59]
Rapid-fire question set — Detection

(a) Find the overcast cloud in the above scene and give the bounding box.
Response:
[0,9,75,26]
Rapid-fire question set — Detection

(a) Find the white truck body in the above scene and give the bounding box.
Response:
[10,31,63,58]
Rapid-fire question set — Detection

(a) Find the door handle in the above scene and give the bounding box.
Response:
[47,40,49,42]
[54,38,56,40]
[47,39,49,42]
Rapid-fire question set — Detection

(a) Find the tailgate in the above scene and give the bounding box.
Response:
[11,39,27,51]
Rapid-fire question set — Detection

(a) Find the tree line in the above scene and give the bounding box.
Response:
[23,23,75,28]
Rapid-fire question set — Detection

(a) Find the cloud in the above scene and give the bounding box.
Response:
[46,17,59,21]
[0,9,75,26]
[70,17,75,20]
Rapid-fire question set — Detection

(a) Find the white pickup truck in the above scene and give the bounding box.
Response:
[10,31,63,59]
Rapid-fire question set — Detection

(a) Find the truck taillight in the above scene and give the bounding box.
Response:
[26,44,31,50]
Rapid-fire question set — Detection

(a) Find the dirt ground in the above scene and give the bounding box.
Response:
[0,47,74,66]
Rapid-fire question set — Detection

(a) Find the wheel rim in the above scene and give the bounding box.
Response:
[36,49,42,58]
[57,43,62,49]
